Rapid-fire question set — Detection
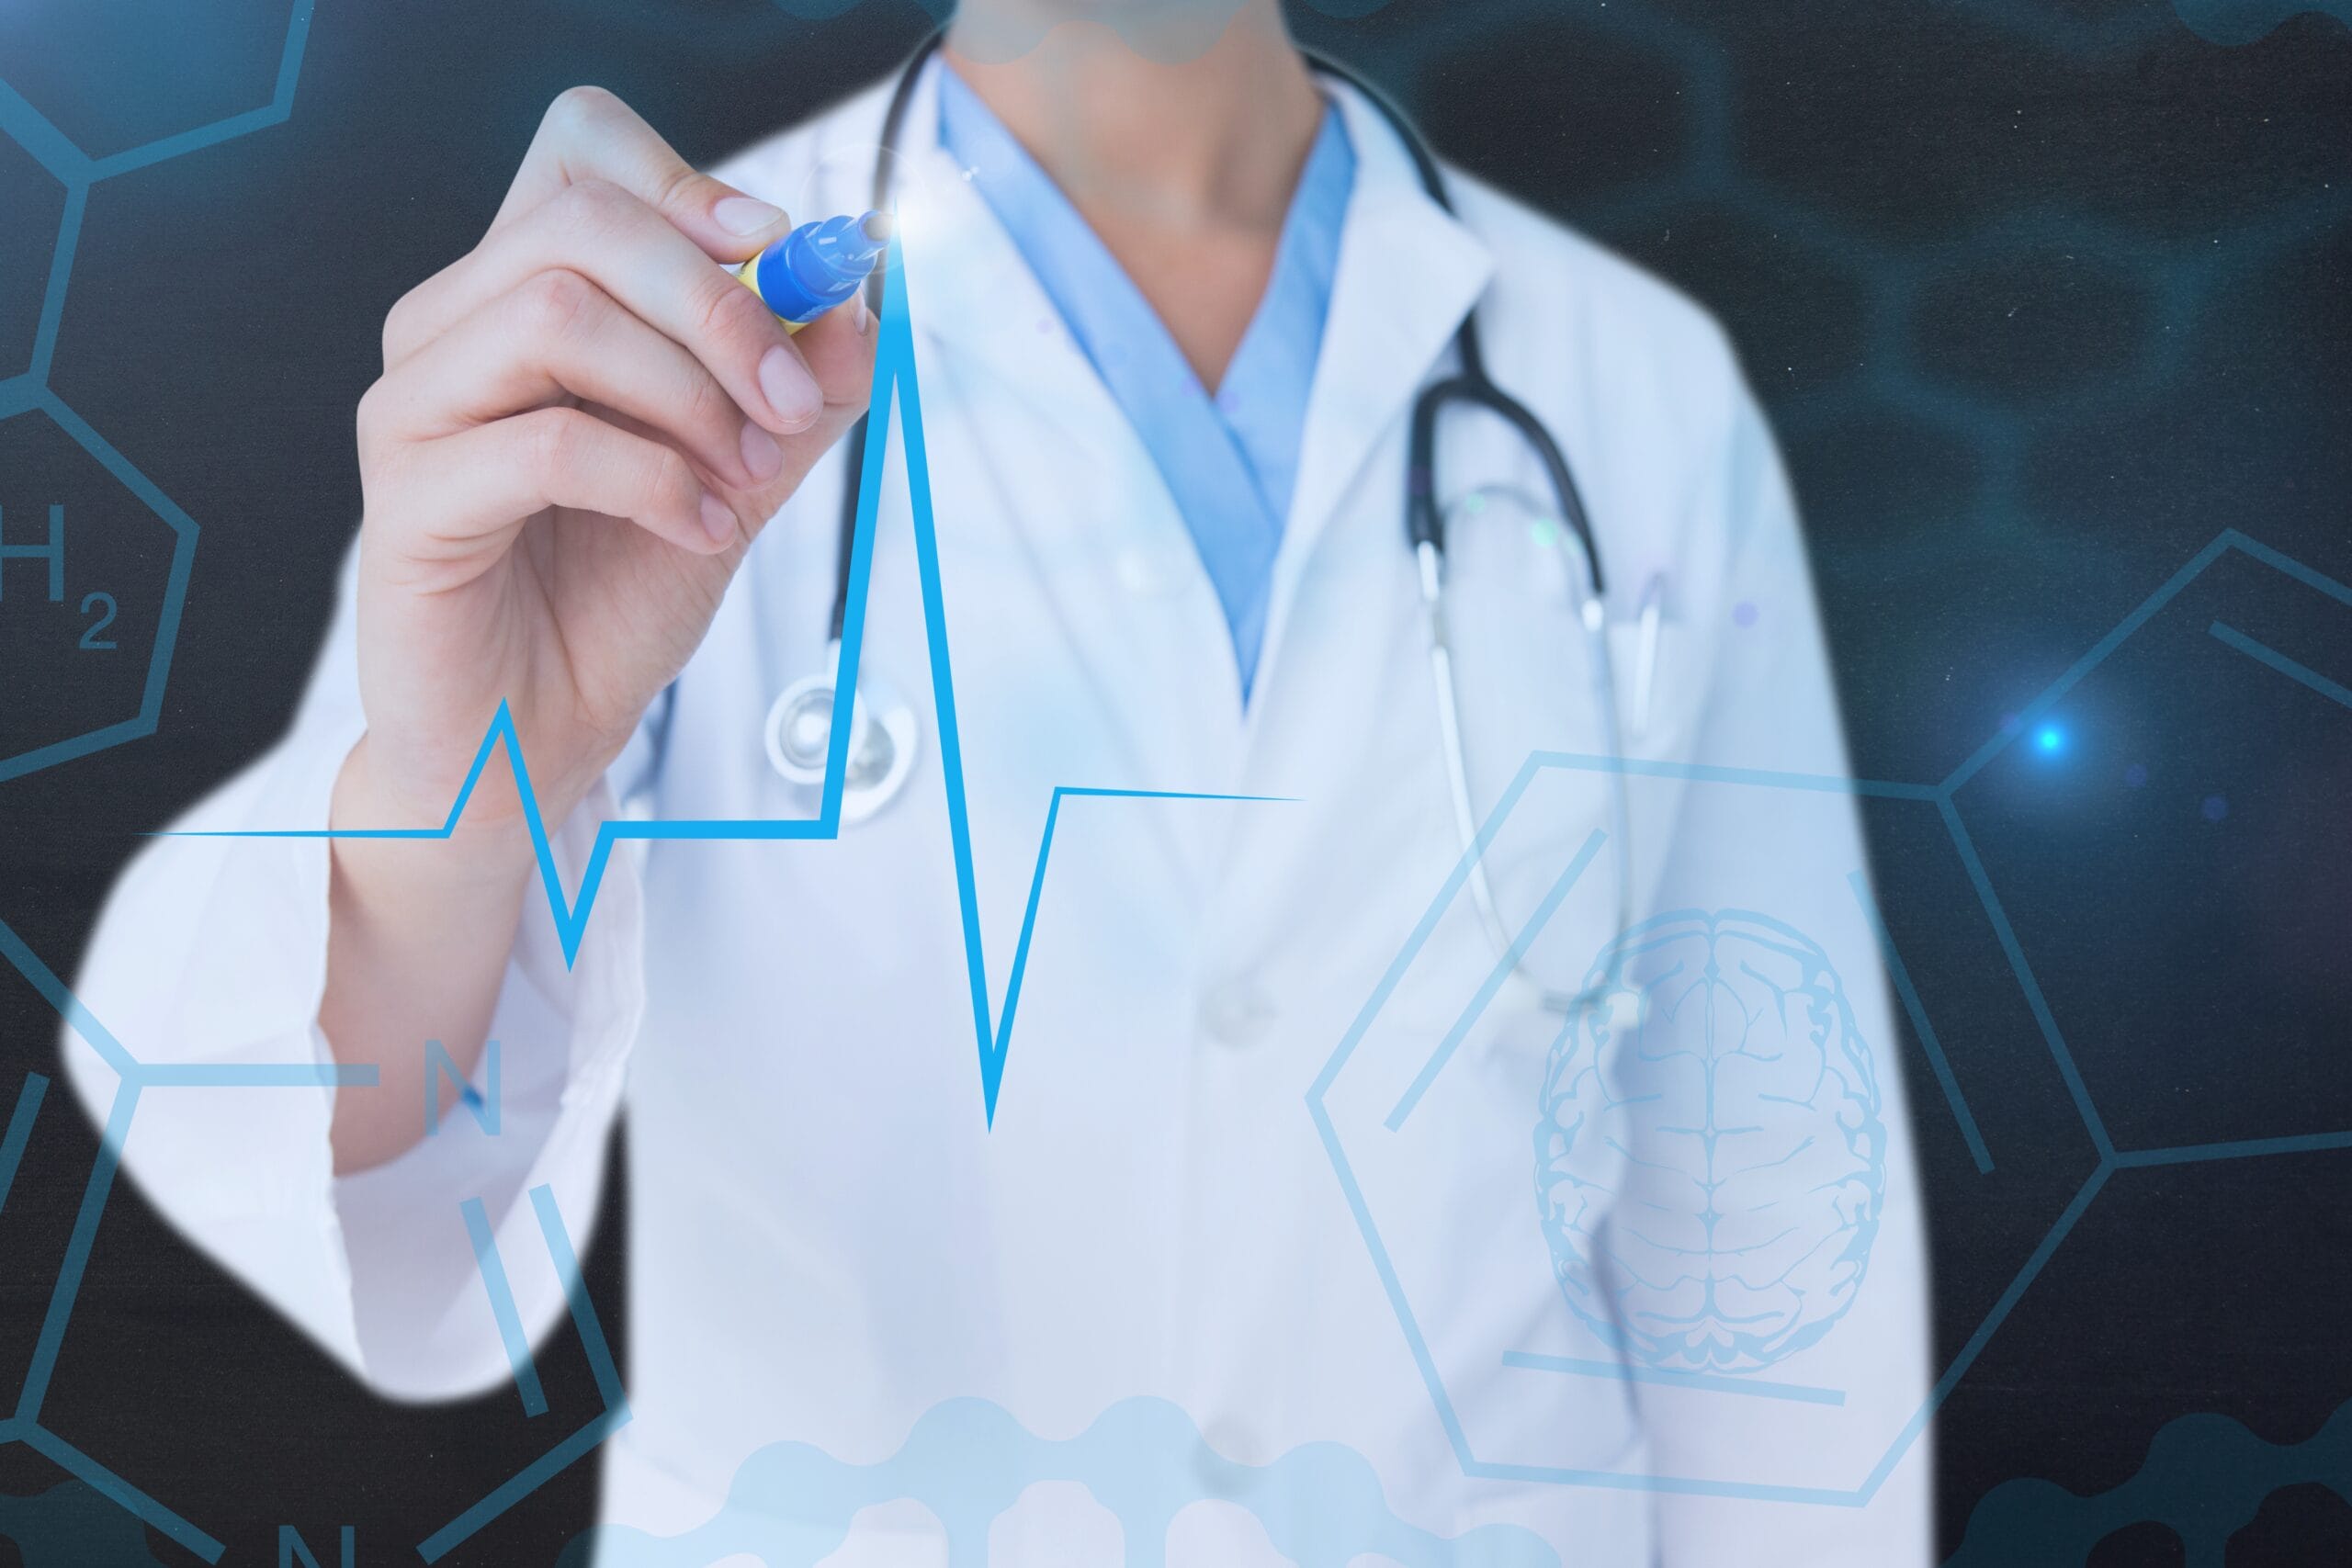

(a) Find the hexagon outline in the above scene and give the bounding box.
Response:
[1308,755,2016,1506]
[0,0,314,186]
[1308,527,2352,1503]
[0,391,199,783]
[0,915,243,1560]
[0,0,315,784]
[1474,0,2352,564]
[0,911,628,1562]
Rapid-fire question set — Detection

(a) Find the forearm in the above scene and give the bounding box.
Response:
[320,733,541,1173]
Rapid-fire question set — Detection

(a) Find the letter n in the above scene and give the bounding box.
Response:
[424,1037,501,1136]
[278,1525,356,1568]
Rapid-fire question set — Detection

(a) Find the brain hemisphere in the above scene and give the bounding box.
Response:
[1534,910,1886,1372]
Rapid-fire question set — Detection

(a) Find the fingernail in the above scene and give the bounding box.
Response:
[713,195,785,236]
[853,290,871,334]
[759,344,822,432]
[698,491,736,545]
[740,422,783,483]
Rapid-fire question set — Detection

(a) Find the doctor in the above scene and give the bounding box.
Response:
[68,0,1931,1562]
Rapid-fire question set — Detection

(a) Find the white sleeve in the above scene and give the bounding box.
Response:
[58,542,649,1403]
[1637,386,1935,1566]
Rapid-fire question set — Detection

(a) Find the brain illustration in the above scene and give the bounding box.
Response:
[1533,910,1886,1373]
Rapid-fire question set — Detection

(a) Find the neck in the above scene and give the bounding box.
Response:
[943,2,1324,234]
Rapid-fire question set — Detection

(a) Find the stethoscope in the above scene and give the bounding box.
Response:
[766,35,1643,1010]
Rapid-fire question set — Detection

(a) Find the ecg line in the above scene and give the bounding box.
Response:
[174,238,1277,1125]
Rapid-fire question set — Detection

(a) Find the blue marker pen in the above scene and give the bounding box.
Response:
[734,210,892,332]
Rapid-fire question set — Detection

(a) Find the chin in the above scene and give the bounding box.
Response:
[952,0,1264,63]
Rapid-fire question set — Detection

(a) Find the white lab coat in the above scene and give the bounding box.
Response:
[65,66,1932,1566]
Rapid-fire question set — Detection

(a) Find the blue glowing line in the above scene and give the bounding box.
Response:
[0,83,86,180]
[0,917,367,1088]
[2209,620,2352,712]
[418,1407,629,1565]
[1940,532,2234,795]
[1847,870,1994,1174]
[1499,1351,1847,1407]
[0,934,367,1558]
[415,1186,628,1562]
[0,386,204,786]
[137,1062,377,1088]
[172,239,1281,1127]
[1938,796,2113,1161]
[1310,753,1547,1115]
[29,185,84,385]
[529,1182,626,1413]
[2114,1131,2352,1168]
[0,5,311,786]
[16,1082,135,1427]
[17,1421,223,1562]
[461,1197,549,1419]
[0,1073,49,1220]
[0,913,137,1076]
[1312,528,2351,1502]
[1306,757,1578,1490]
[1853,1162,2112,1505]
[1524,750,1938,801]
[0,0,319,185]
[2222,528,2352,611]
[85,0,315,181]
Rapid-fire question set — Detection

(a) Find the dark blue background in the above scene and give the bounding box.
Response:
[2,1,2347,1562]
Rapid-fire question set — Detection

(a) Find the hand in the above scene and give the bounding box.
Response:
[345,85,876,841]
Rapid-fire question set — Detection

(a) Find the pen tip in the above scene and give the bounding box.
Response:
[861,211,895,242]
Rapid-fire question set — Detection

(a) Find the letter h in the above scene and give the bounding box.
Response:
[0,504,64,603]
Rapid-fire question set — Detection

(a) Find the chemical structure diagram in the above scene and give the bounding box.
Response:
[0,0,288,778]
[5,1,2349,1562]
[0,0,322,1553]
[0,4,631,1561]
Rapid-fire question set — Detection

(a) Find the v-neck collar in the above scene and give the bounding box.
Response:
[890,60,1496,743]
[933,64,1355,698]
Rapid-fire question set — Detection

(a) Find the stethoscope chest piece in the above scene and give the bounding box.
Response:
[763,641,920,825]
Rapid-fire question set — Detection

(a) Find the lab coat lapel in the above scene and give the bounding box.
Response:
[1251,84,1494,709]
[898,118,1139,457]
[895,108,1249,888]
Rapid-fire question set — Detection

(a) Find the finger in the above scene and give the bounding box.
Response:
[788,288,878,405]
[368,268,780,491]
[383,179,822,438]
[387,407,734,559]
[492,85,793,263]
[716,289,879,545]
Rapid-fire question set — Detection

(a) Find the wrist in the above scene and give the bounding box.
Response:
[332,734,544,889]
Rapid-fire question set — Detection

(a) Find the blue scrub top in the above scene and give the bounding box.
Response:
[937,66,1357,700]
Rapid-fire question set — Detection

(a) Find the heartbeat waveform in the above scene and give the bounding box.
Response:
[176,237,1281,1124]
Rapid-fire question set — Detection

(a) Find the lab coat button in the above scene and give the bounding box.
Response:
[1199,982,1275,1046]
